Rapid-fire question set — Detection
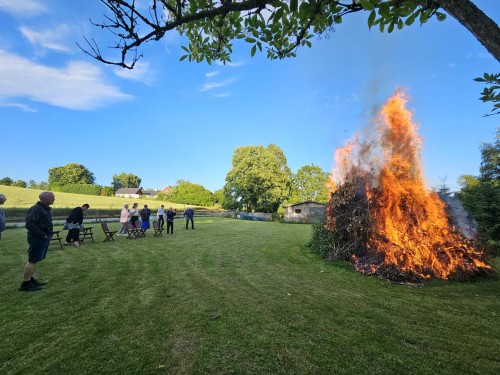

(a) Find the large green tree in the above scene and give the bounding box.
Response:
[167,180,214,206]
[292,164,330,202]
[224,144,292,212]
[48,163,95,186]
[459,128,500,251]
[112,172,142,191]
[479,128,500,181]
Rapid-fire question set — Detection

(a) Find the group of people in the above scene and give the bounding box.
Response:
[118,203,195,235]
[0,191,198,292]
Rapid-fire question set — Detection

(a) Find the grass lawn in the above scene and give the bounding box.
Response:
[1,218,499,375]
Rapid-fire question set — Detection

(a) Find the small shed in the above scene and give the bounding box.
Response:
[283,201,326,223]
[115,188,143,198]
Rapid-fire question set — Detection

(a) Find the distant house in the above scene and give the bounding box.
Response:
[162,185,171,195]
[283,201,326,223]
[115,188,143,199]
[142,189,161,199]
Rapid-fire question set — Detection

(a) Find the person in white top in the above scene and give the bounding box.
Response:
[129,203,140,228]
[157,205,165,229]
[118,203,130,236]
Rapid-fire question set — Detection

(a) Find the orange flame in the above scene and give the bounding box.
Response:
[329,90,490,279]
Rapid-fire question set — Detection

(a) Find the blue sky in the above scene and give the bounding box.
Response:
[0,0,498,193]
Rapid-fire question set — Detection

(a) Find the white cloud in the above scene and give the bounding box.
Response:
[0,102,37,112]
[213,92,231,98]
[113,60,155,84]
[205,70,220,78]
[448,62,456,68]
[20,24,73,53]
[0,50,133,110]
[200,77,238,92]
[215,60,246,68]
[0,0,47,15]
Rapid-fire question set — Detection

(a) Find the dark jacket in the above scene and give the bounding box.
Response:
[166,209,176,222]
[66,206,84,224]
[25,202,53,238]
[184,208,194,219]
[140,208,151,221]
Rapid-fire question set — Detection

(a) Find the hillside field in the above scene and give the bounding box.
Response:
[0,185,201,210]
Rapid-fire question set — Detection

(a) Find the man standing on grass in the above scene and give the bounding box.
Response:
[19,191,55,292]
[0,193,6,240]
[166,207,176,235]
[183,207,195,230]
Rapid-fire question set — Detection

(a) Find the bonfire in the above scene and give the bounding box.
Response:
[325,91,491,281]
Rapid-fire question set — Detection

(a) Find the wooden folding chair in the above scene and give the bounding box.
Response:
[136,226,147,238]
[152,220,163,237]
[126,222,139,239]
[101,222,117,242]
[50,230,63,249]
[79,227,95,243]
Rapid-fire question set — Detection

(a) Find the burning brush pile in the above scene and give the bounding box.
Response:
[322,91,492,282]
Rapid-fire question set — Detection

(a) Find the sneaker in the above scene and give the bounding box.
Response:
[18,282,42,292]
[30,277,47,286]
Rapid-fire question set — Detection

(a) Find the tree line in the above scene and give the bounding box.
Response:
[0,145,331,210]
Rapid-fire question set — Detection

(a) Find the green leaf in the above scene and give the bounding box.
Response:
[368,10,376,29]
[360,0,375,11]
[387,21,394,33]
[245,37,256,43]
[251,44,257,57]
[405,11,418,26]
[436,12,447,22]
[290,0,298,13]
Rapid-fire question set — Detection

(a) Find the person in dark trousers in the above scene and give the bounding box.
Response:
[166,207,176,235]
[64,204,90,247]
[0,193,6,240]
[19,191,55,292]
[129,203,140,228]
[157,205,165,229]
[183,207,195,230]
[140,204,151,230]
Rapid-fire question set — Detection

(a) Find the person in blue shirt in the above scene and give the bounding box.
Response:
[183,207,195,230]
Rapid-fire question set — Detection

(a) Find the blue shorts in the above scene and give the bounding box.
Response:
[141,220,150,229]
[27,234,51,263]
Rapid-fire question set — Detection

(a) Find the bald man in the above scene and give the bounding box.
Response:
[19,191,55,292]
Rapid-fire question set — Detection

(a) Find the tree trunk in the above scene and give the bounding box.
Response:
[439,0,500,62]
